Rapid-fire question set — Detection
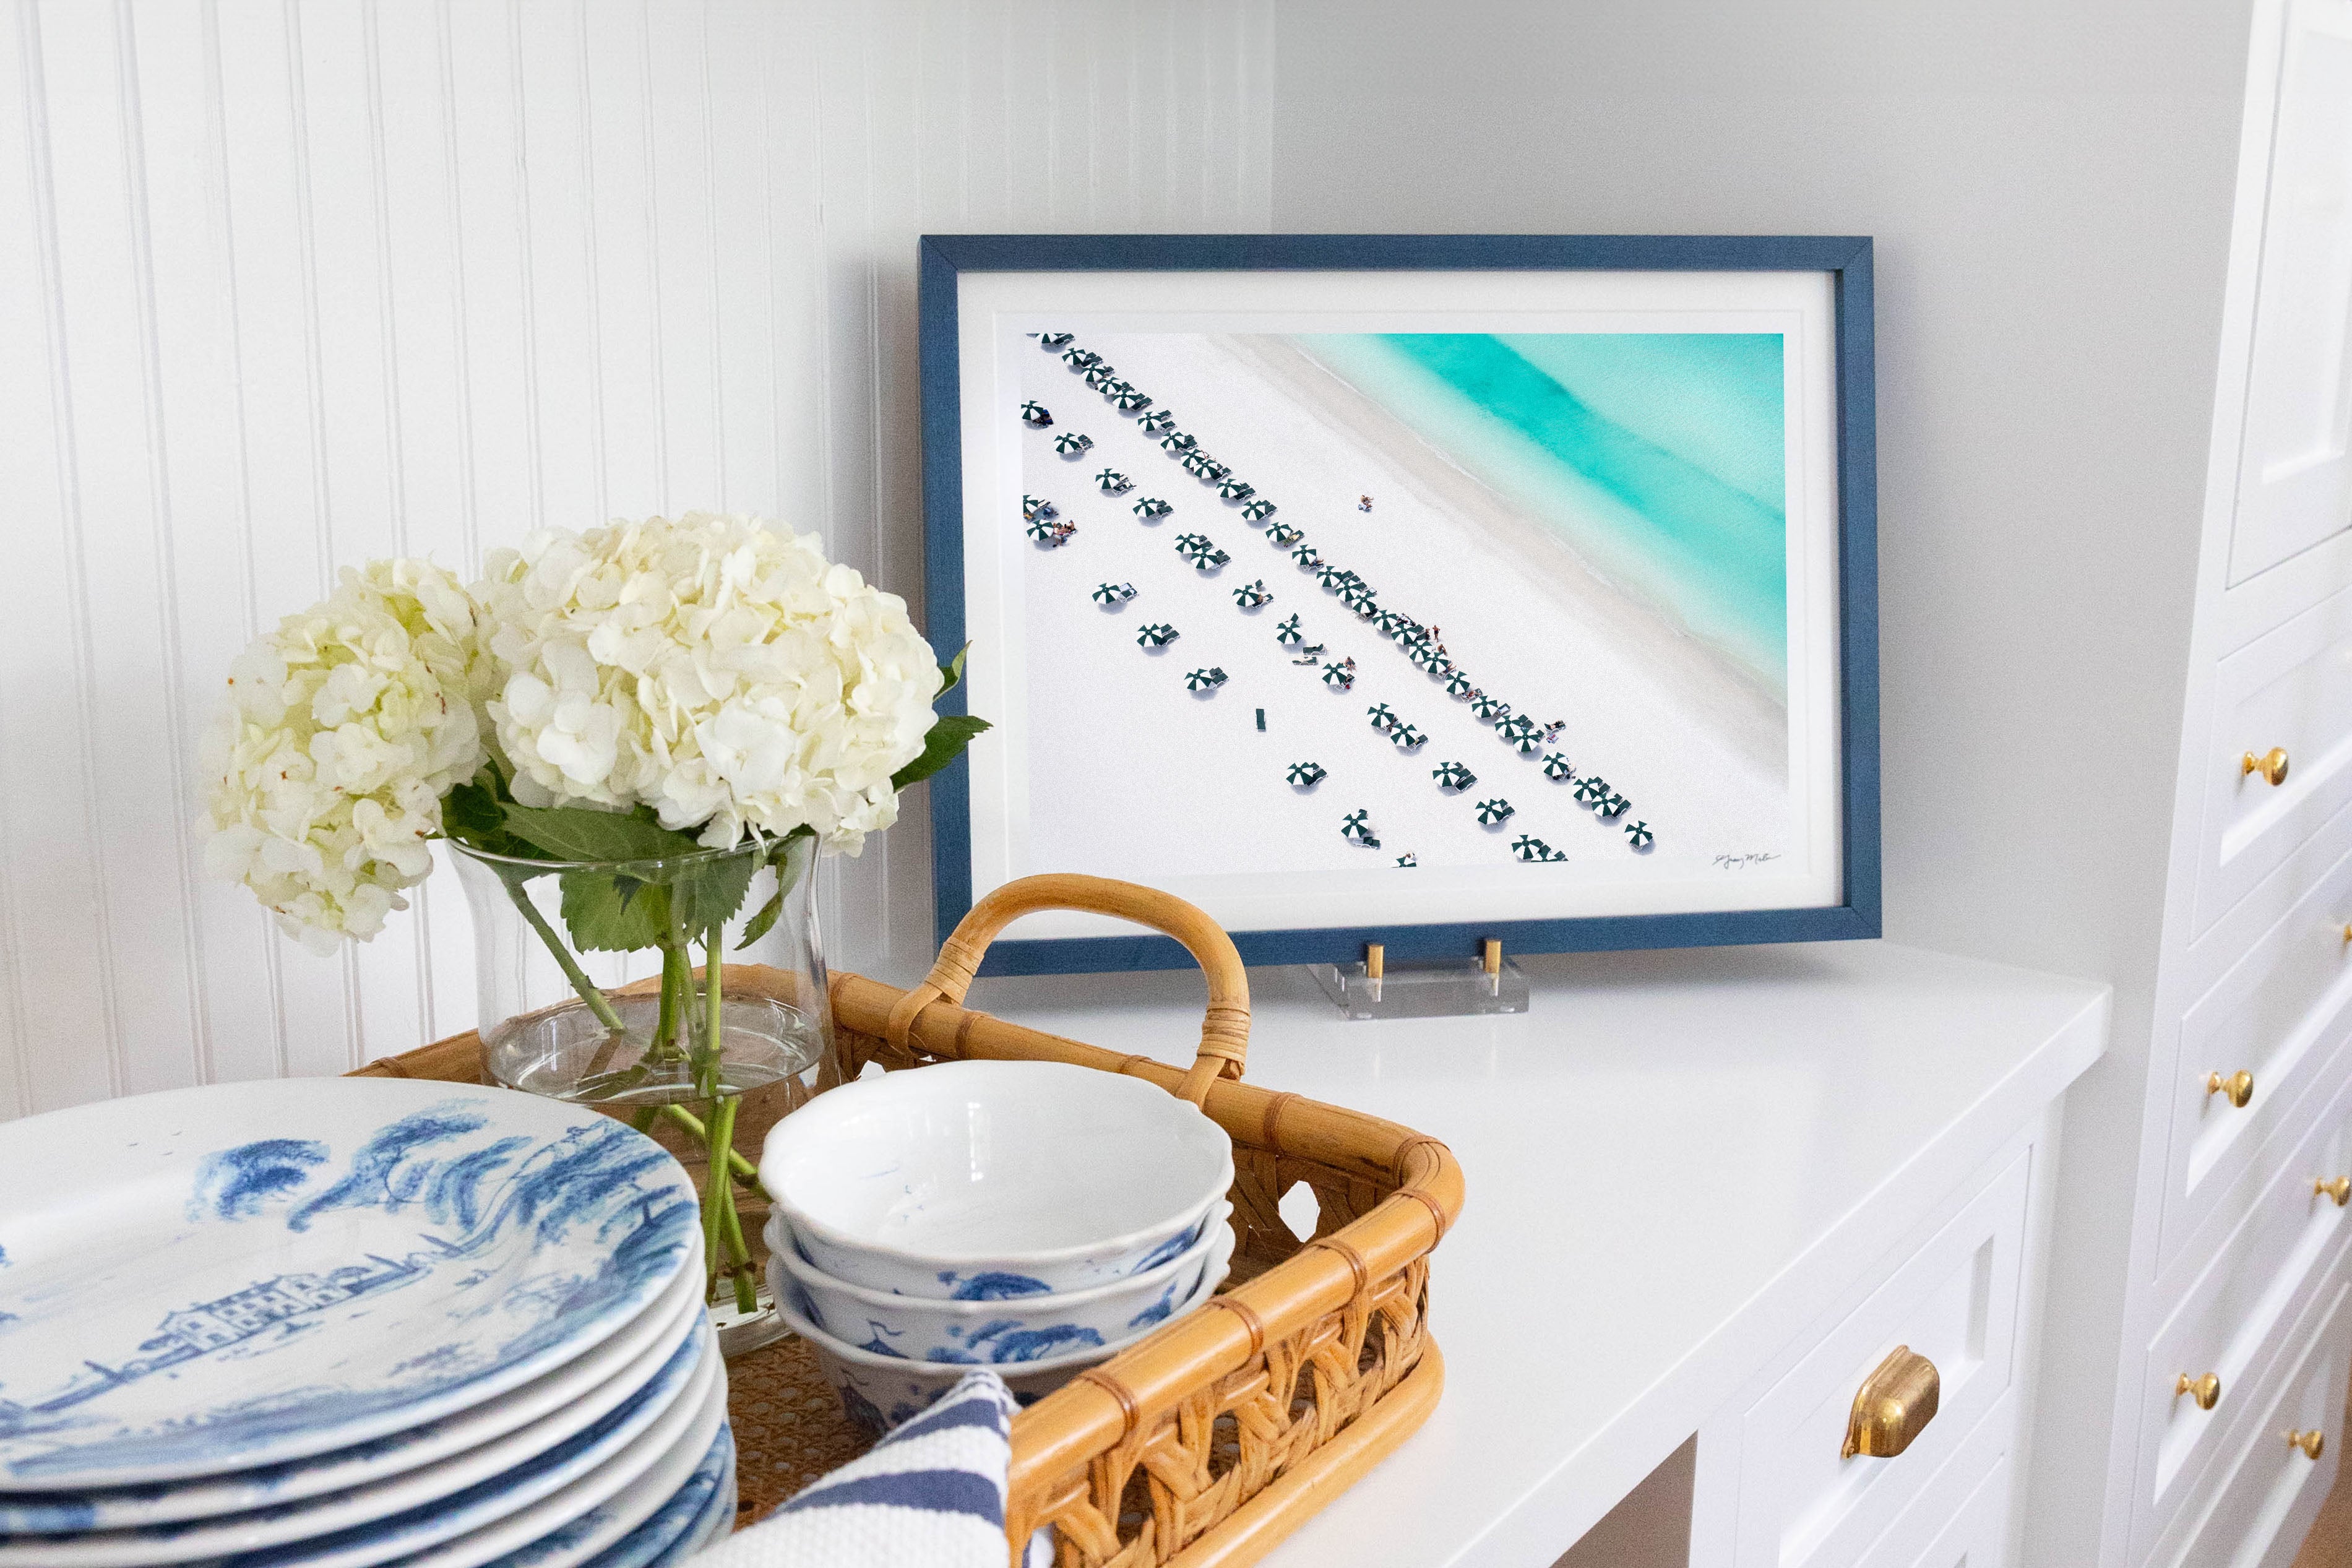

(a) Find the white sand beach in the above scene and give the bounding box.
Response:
[1007,328,1809,918]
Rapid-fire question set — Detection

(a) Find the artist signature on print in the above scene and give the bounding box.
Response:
[1713,852,1782,871]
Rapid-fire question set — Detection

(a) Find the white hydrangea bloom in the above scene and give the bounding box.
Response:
[198,560,494,952]
[477,513,942,853]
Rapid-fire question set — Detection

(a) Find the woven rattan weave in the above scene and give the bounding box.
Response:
[352,874,1462,1567]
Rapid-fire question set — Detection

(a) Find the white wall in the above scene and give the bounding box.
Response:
[0,0,1273,1119]
[1264,4,2247,1564]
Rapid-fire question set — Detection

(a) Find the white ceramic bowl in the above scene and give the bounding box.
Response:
[769,1238,1226,1440]
[759,1059,1234,1298]
[766,1203,1233,1364]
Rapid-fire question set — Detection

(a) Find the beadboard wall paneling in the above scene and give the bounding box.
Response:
[0,0,1275,1120]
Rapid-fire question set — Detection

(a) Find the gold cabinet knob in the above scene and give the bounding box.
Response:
[1843,1345,1940,1458]
[2243,747,2291,786]
[2292,1428,2327,1459]
[2207,1070,2255,1108]
[2318,1177,2351,1207]
[2178,1372,2223,1410]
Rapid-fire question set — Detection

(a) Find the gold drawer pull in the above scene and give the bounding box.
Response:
[2244,747,2291,786]
[1843,1345,1940,1459]
[2291,1428,2327,1459]
[2206,1070,2255,1108]
[2178,1372,2222,1410]
[2318,1177,2351,1207]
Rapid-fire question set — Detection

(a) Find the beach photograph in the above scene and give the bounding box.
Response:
[1006,322,1811,902]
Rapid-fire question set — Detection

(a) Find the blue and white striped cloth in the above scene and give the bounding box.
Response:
[691,1370,1046,1568]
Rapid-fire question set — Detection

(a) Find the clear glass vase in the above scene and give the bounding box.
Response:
[450,834,830,1357]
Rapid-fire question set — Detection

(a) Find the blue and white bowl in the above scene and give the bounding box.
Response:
[766,1203,1233,1364]
[770,1259,1220,1443]
[760,1060,1233,1299]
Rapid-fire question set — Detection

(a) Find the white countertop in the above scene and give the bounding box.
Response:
[963,939,2107,1568]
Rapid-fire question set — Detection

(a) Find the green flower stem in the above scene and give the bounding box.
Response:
[656,937,691,1063]
[722,1204,757,1314]
[704,928,725,1085]
[699,1094,742,1294]
[499,874,627,1034]
[655,1103,760,1187]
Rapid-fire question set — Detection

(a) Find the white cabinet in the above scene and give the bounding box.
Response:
[2225,0,2352,589]
[2078,0,2352,1562]
[1723,1152,2030,1568]
[2146,1283,2349,1568]
[1687,1119,2062,1568]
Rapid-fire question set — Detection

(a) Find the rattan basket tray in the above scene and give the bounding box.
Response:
[354,874,1463,1567]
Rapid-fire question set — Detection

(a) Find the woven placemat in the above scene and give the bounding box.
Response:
[723,1332,872,1531]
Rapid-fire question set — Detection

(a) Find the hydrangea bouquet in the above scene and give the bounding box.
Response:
[199,514,984,1319]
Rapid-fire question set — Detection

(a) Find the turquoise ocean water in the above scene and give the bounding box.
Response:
[1289,332,1788,692]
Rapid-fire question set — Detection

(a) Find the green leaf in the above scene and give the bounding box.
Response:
[937,644,970,698]
[736,831,816,947]
[560,871,670,952]
[499,803,707,865]
[672,847,759,936]
[738,889,785,949]
[891,714,992,791]
[441,770,544,862]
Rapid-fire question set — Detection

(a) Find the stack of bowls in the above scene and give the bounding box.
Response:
[760,1061,1235,1437]
[0,1079,736,1568]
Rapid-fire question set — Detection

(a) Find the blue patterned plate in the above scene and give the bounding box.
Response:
[384,1364,727,1568]
[663,1429,735,1561]
[548,1424,732,1568]
[0,1324,715,1566]
[0,1267,705,1535]
[0,1080,700,1490]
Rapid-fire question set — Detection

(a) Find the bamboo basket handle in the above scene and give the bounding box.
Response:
[882,873,1248,1105]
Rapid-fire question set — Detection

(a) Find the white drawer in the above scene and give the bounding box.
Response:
[2160,839,2352,1275]
[1726,1149,2029,1568]
[1892,1451,2010,1568]
[2194,580,2352,937]
[2134,1069,2352,1541]
[2152,1282,2348,1568]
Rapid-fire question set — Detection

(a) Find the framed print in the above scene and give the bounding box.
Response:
[919,234,1877,975]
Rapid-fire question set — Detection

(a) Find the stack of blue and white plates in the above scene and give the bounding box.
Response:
[0,1079,734,1568]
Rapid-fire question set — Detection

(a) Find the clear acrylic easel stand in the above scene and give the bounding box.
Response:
[1310,954,1530,1020]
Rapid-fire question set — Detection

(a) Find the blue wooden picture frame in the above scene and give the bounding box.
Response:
[918,233,1878,975]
